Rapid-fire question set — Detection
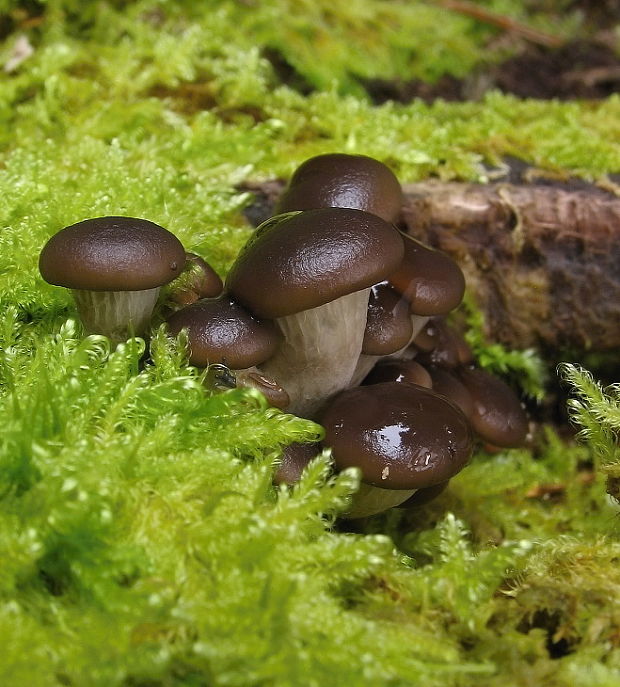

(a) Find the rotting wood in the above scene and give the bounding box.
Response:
[240,178,620,353]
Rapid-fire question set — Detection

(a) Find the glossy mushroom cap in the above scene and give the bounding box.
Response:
[363,359,432,388]
[457,367,529,448]
[166,295,281,369]
[276,153,403,223]
[320,382,473,490]
[396,481,449,509]
[388,234,465,316]
[362,283,413,355]
[273,442,322,485]
[39,216,186,291]
[226,208,404,319]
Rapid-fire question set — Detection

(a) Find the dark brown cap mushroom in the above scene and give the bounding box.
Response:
[416,319,473,369]
[235,370,290,410]
[388,234,465,317]
[456,366,529,448]
[275,153,403,224]
[39,216,185,291]
[363,359,432,388]
[226,208,404,319]
[273,442,322,485]
[361,283,413,356]
[426,365,474,420]
[320,382,473,490]
[396,481,449,509]
[168,252,223,306]
[39,216,186,341]
[166,295,281,369]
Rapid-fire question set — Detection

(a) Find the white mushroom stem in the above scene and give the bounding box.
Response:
[260,289,371,418]
[341,482,417,519]
[72,287,160,342]
[348,314,430,387]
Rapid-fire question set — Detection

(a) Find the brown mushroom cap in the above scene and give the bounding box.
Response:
[396,480,449,509]
[39,216,186,291]
[320,382,473,489]
[417,319,473,369]
[166,295,281,369]
[388,234,465,316]
[362,283,413,355]
[427,366,474,420]
[273,442,322,485]
[456,366,529,448]
[226,208,404,319]
[276,153,403,224]
[363,359,432,388]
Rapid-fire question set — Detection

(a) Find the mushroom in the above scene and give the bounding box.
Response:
[416,318,474,369]
[426,365,474,420]
[395,481,449,509]
[273,442,323,486]
[39,216,185,342]
[388,233,466,348]
[456,366,529,448]
[348,282,414,386]
[276,153,403,224]
[165,295,288,408]
[225,208,404,417]
[320,382,473,518]
[166,252,223,306]
[362,358,432,388]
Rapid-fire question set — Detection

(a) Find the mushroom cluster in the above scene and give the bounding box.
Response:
[39,153,528,518]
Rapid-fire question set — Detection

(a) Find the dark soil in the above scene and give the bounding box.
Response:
[364,39,620,104]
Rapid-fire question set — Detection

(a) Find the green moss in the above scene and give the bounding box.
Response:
[1,1,620,685]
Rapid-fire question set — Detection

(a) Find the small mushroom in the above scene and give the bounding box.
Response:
[362,358,432,388]
[166,295,286,407]
[456,366,529,448]
[39,216,185,341]
[416,319,473,369]
[226,208,404,417]
[426,365,474,420]
[273,442,322,485]
[395,481,449,509]
[167,252,223,306]
[320,382,473,518]
[350,282,414,386]
[276,153,403,224]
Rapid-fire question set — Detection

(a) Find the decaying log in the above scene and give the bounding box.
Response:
[240,179,620,353]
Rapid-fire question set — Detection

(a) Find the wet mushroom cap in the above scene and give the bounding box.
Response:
[273,442,322,485]
[166,295,281,369]
[396,480,449,509]
[417,319,471,369]
[426,365,474,420]
[388,234,465,316]
[276,153,403,224]
[320,382,473,489]
[363,359,432,388]
[457,366,529,447]
[226,208,404,319]
[39,216,186,291]
[362,283,413,355]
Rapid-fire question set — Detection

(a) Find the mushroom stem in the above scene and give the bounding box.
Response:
[72,287,160,342]
[260,289,371,417]
[342,482,417,519]
[349,314,429,387]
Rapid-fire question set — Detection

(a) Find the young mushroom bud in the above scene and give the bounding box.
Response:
[39,216,186,342]
[273,442,323,486]
[416,318,473,369]
[362,358,433,388]
[226,208,404,417]
[456,366,529,448]
[276,153,403,224]
[165,295,286,407]
[167,252,223,306]
[320,382,473,518]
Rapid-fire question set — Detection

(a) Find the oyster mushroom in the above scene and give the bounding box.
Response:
[167,252,223,306]
[273,442,323,486]
[39,216,185,342]
[225,208,404,417]
[320,382,473,518]
[276,153,403,223]
[166,295,288,408]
